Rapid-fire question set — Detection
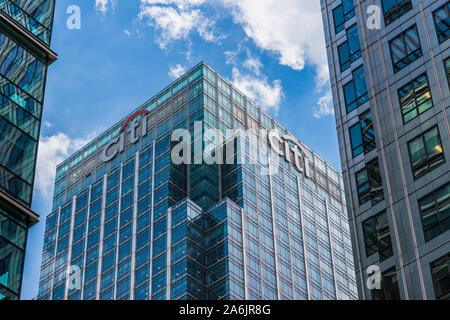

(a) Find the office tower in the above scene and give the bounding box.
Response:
[321,0,449,299]
[0,0,57,300]
[38,62,358,300]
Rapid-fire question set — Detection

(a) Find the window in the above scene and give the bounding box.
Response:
[381,0,413,25]
[398,73,433,123]
[362,211,393,261]
[344,66,368,113]
[349,111,376,157]
[430,254,450,300]
[433,3,449,44]
[0,237,25,295]
[338,24,361,72]
[371,267,401,300]
[333,0,355,33]
[389,25,422,73]
[407,126,445,180]
[446,57,450,89]
[419,183,449,242]
[356,158,384,206]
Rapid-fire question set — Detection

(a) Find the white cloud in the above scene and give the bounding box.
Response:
[95,0,110,14]
[243,53,262,76]
[35,133,90,199]
[168,64,187,79]
[232,68,283,113]
[138,0,222,49]
[140,0,208,10]
[124,29,131,36]
[138,0,334,118]
[43,121,53,129]
[224,0,329,85]
[313,90,334,119]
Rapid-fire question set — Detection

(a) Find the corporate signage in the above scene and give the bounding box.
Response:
[101,110,149,162]
[101,109,311,178]
[267,131,311,178]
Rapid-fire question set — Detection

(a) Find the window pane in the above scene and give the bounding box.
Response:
[408,126,445,180]
[0,237,24,294]
[433,3,450,44]
[362,211,393,261]
[371,267,401,300]
[356,158,384,206]
[382,0,413,25]
[445,57,450,88]
[398,73,432,123]
[350,123,363,157]
[338,24,361,72]
[390,25,422,73]
[419,183,450,242]
[344,66,368,113]
[431,255,450,300]
[0,212,26,249]
[424,127,442,159]
[408,135,427,178]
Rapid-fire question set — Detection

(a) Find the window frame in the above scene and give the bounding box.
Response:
[362,211,393,261]
[418,182,450,242]
[389,24,423,73]
[338,23,362,72]
[343,65,369,113]
[445,57,450,90]
[332,0,355,34]
[355,158,384,207]
[430,254,450,300]
[349,110,376,157]
[432,2,450,44]
[371,267,401,300]
[381,0,413,26]
[407,126,445,180]
[397,73,433,123]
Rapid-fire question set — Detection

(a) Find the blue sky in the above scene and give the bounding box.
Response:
[21,0,340,299]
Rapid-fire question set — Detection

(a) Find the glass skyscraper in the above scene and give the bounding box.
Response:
[38,62,358,300]
[321,0,449,299]
[0,0,56,300]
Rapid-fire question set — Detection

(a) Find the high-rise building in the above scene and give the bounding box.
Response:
[38,62,358,300]
[321,0,449,300]
[0,0,56,300]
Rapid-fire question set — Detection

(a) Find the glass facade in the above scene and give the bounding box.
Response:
[38,63,358,300]
[0,0,55,300]
[0,0,54,45]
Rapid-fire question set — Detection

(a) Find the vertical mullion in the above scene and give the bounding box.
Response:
[130,151,140,299]
[95,175,108,299]
[113,163,124,300]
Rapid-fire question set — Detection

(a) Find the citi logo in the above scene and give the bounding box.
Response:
[101,111,311,178]
[101,110,149,162]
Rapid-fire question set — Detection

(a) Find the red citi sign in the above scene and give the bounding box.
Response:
[101,110,149,162]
